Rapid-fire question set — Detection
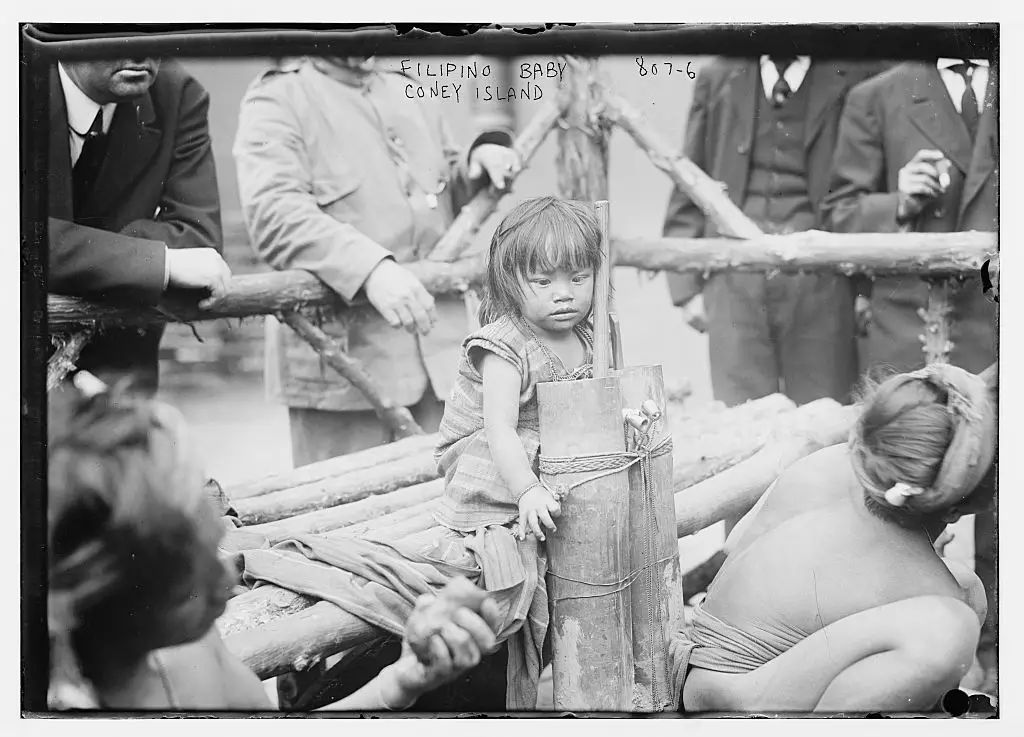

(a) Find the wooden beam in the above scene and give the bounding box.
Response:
[276,311,423,440]
[427,99,564,263]
[613,231,997,277]
[601,89,762,240]
[557,56,610,201]
[48,232,995,329]
[47,257,485,330]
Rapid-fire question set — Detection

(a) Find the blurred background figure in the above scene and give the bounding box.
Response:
[48,56,231,395]
[823,56,998,694]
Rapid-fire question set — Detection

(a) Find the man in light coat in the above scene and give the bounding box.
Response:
[234,56,520,467]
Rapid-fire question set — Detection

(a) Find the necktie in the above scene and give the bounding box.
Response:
[951,61,980,140]
[72,108,108,217]
[771,57,796,107]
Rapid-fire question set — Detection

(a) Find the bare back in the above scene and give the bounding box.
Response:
[704,444,964,646]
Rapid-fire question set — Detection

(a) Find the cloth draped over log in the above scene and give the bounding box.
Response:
[233,525,548,709]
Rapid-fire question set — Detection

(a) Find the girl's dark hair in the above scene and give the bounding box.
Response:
[478,197,603,325]
[47,387,216,707]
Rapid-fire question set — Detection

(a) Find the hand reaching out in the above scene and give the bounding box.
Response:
[389,578,501,707]
[517,483,561,542]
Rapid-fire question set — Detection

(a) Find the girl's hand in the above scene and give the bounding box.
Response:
[517,483,561,541]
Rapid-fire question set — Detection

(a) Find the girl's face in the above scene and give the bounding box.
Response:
[519,266,594,335]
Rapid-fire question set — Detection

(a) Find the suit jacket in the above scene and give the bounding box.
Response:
[233,60,511,413]
[822,62,997,373]
[662,58,891,306]
[48,60,222,390]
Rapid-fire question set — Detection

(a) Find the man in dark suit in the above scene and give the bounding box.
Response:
[663,57,888,408]
[822,58,997,694]
[49,57,232,393]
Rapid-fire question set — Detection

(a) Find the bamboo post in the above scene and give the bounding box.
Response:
[615,364,683,711]
[47,330,93,391]
[538,378,633,711]
[593,200,612,377]
[277,310,424,439]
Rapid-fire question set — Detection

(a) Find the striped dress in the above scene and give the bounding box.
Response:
[434,314,594,532]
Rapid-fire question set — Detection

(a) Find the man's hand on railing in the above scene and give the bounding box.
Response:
[166,247,232,308]
[364,259,439,336]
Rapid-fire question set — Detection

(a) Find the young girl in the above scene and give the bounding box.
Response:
[434,196,602,540]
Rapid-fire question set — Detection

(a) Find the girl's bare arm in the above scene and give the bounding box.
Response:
[480,352,538,500]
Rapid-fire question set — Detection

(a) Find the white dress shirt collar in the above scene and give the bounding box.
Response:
[937,58,990,71]
[759,56,812,98]
[58,62,116,137]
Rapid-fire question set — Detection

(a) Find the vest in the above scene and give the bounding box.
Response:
[742,76,816,235]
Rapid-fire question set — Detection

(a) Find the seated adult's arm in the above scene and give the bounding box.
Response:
[662,67,712,309]
[119,74,223,254]
[232,79,392,303]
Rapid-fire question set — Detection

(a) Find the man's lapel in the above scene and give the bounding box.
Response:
[804,62,850,151]
[960,66,998,221]
[48,68,74,221]
[85,90,162,216]
[904,64,974,175]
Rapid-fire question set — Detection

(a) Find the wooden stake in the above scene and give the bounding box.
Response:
[46,330,93,391]
[593,200,612,378]
[615,365,683,712]
[538,377,634,711]
[278,310,424,439]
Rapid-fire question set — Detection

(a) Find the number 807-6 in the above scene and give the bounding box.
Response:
[635,56,695,79]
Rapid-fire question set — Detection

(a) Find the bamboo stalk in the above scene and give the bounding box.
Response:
[277,310,424,439]
[226,433,441,502]
[233,451,439,525]
[428,99,565,263]
[601,90,762,240]
[46,330,93,391]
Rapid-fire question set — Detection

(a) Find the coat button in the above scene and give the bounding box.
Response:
[934,207,945,218]
[737,143,749,155]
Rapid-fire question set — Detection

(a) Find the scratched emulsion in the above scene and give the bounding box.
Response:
[554,616,584,706]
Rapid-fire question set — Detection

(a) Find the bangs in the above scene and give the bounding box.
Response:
[484,197,603,320]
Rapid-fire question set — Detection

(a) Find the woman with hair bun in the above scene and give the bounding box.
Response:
[669,363,997,713]
[47,384,500,711]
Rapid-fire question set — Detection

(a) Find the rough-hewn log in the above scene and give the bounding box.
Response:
[46,329,93,391]
[244,479,445,542]
[613,231,998,277]
[557,56,610,202]
[233,451,439,525]
[326,499,440,541]
[49,232,995,329]
[601,89,762,239]
[227,433,441,502]
[919,281,955,365]
[674,399,858,538]
[277,310,424,439]
[428,99,564,263]
[47,258,485,330]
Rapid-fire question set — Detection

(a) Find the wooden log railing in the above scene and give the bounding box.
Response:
[47,232,997,331]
